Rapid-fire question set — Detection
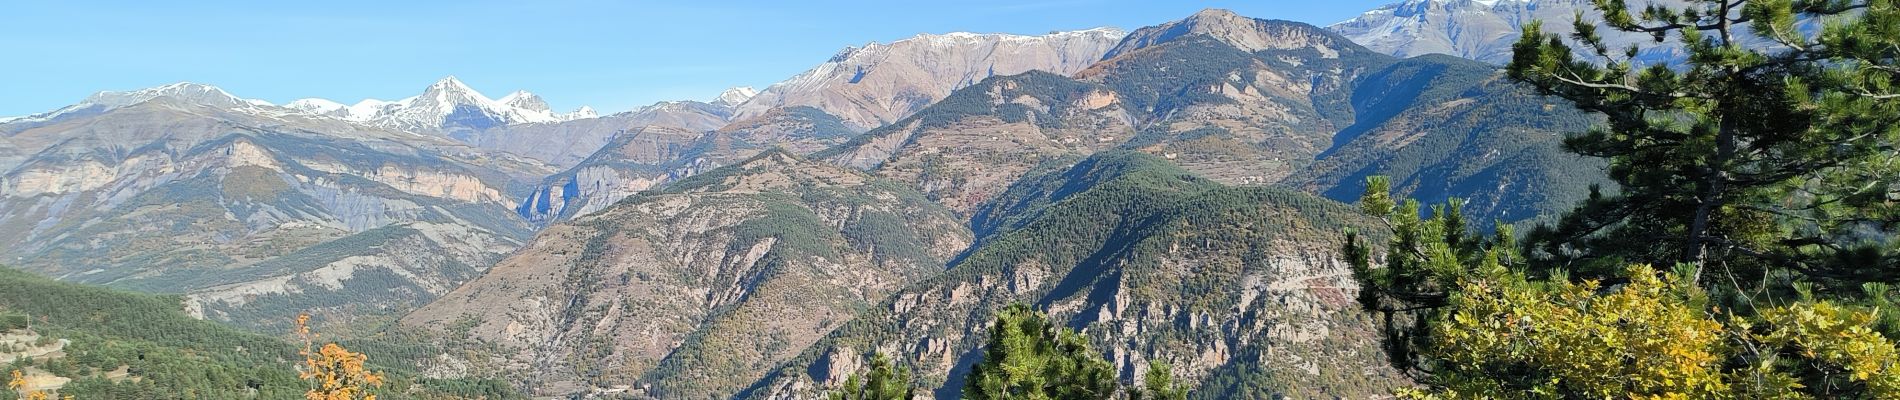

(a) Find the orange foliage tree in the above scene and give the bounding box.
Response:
[295,313,385,400]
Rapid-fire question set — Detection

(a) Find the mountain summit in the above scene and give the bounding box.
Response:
[732,28,1125,129]
[1104,8,1357,59]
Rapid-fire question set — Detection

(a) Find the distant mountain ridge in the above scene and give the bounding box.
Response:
[732,28,1127,129]
[1327,0,1794,64]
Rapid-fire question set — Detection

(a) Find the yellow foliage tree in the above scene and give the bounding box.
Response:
[295,313,385,400]
[1406,265,1900,399]
[8,369,49,400]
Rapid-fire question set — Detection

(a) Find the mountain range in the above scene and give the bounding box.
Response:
[0,2,1630,399]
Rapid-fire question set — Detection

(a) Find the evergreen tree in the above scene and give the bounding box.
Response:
[963,304,1118,400]
[1130,361,1186,400]
[828,353,915,400]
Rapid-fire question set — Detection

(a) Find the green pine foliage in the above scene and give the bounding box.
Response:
[963,304,1120,400]
[827,353,916,400]
[1511,0,1900,288]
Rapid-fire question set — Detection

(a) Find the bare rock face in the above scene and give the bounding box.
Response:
[733,28,1125,130]
[0,88,553,332]
[404,150,972,399]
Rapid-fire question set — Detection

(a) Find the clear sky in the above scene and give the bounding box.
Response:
[0,1,1396,117]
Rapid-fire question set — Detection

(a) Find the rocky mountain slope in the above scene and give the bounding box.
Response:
[0,83,555,332]
[825,8,1602,224]
[745,151,1407,399]
[815,70,1136,215]
[403,150,972,398]
[732,28,1126,130]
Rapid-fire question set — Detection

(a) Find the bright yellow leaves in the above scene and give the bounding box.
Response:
[295,313,385,400]
[1409,265,1900,399]
[1749,301,1900,397]
[1424,265,1729,399]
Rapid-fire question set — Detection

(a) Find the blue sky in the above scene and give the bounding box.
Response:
[0,1,1395,116]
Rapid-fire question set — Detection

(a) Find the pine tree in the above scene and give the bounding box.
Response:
[1509,0,1900,289]
[963,304,1119,400]
[1130,361,1186,400]
[828,353,915,400]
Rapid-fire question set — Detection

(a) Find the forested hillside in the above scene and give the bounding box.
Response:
[0,267,516,399]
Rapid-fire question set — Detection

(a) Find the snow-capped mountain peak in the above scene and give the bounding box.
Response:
[272,76,597,133]
[712,86,759,107]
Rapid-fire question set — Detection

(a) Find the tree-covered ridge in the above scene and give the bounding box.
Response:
[745,151,1405,399]
[0,267,517,399]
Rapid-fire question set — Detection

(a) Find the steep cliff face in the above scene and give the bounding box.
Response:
[733,28,1125,129]
[0,91,552,332]
[745,152,1407,399]
[404,150,973,398]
